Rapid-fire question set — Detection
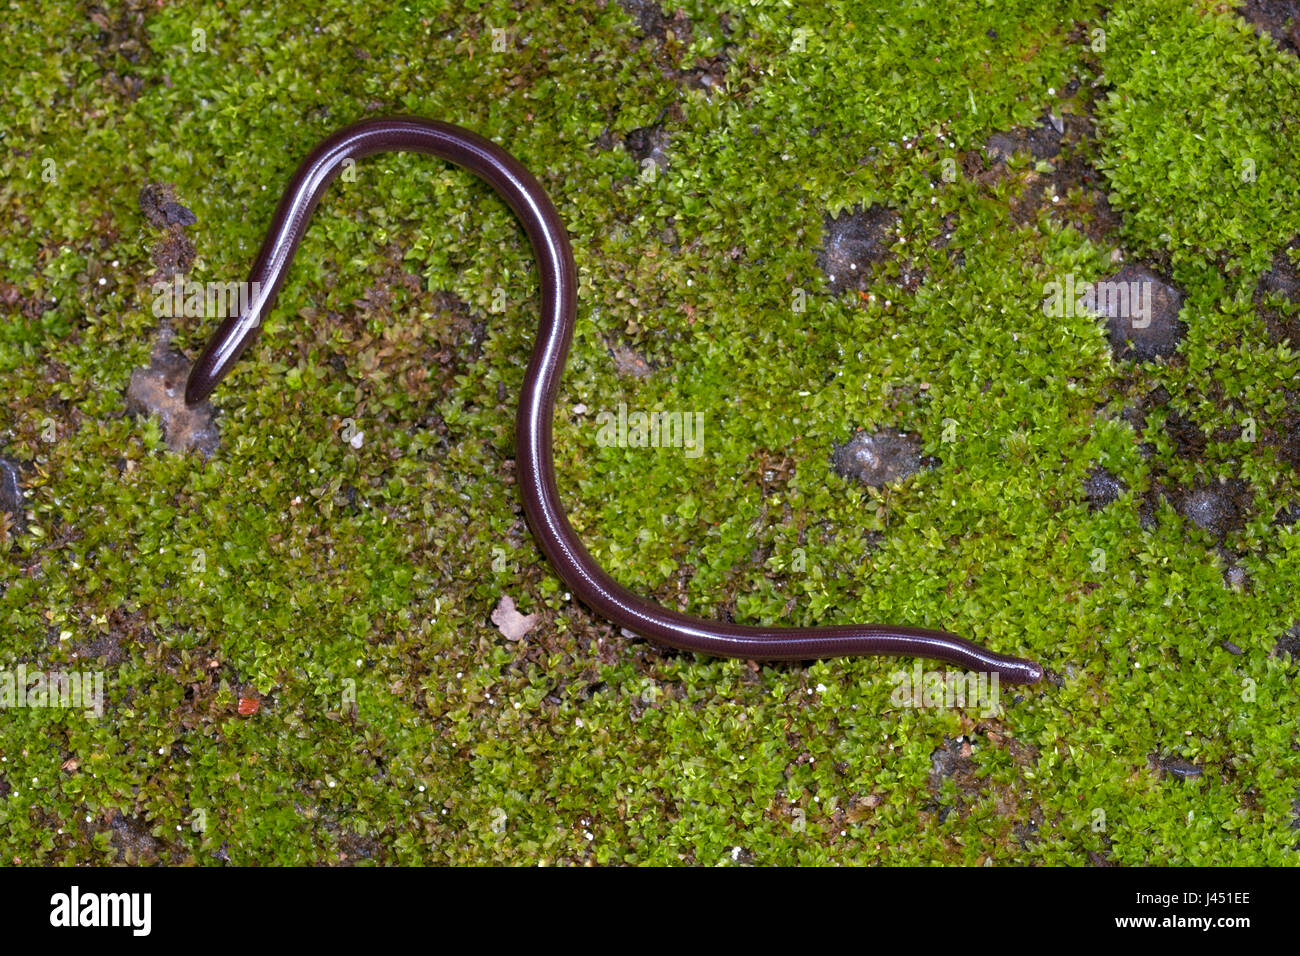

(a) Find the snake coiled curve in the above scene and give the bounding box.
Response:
[184,117,1043,685]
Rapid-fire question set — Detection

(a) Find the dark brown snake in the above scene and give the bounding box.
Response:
[184,117,1043,685]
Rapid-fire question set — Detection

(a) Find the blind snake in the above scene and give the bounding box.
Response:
[184,117,1043,685]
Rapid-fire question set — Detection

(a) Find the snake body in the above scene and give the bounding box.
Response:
[185,117,1043,685]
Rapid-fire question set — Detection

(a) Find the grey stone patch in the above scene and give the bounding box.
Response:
[1151,754,1203,781]
[831,429,931,488]
[817,204,898,295]
[1275,621,1300,664]
[623,123,670,172]
[138,182,196,228]
[1173,478,1251,538]
[1083,466,1124,510]
[124,327,220,456]
[984,112,1066,164]
[1257,238,1300,300]
[1086,263,1186,361]
[0,457,26,537]
[1223,564,1248,591]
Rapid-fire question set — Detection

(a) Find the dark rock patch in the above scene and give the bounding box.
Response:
[1173,478,1251,538]
[831,429,932,488]
[1083,466,1125,510]
[88,1,152,65]
[1223,564,1248,592]
[985,111,1066,164]
[924,732,1039,829]
[1257,238,1300,299]
[624,123,671,172]
[71,630,127,665]
[1087,263,1186,361]
[818,204,898,295]
[1239,0,1300,56]
[138,183,197,228]
[124,327,220,456]
[1275,622,1300,664]
[1151,754,1203,781]
[0,457,27,540]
